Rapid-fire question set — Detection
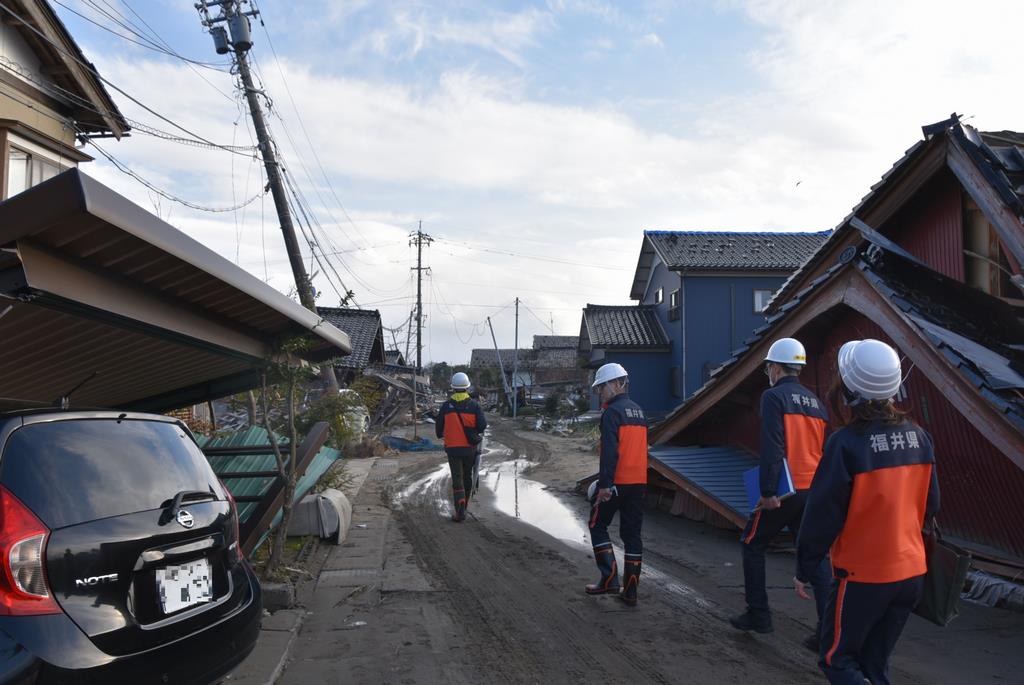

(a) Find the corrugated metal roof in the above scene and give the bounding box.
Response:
[649,444,755,518]
[197,427,341,524]
[581,304,671,349]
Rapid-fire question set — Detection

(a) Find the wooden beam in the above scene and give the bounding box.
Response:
[842,272,1024,469]
[947,136,1024,273]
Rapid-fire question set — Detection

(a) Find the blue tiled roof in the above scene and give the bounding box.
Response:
[649,444,756,517]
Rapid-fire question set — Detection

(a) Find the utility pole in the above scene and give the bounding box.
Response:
[487,317,513,412]
[409,224,432,437]
[512,297,519,419]
[196,0,338,390]
[409,223,433,374]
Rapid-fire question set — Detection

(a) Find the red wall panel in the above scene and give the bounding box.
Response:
[886,171,965,282]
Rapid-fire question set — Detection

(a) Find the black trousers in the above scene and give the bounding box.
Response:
[446,451,475,509]
[588,484,645,556]
[740,490,831,618]
[819,575,924,685]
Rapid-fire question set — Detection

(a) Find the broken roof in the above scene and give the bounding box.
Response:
[651,230,1024,465]
[470,348,537,369]
[318,307,385,370]
[768,116,1024,313]
[0,169,351,411]
[579,304,671,350]
[631,230,829,299]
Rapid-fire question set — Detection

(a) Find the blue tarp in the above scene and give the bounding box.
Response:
[382,435,439,451]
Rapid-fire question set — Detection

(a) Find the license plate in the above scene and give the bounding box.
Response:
[156,559,213,614]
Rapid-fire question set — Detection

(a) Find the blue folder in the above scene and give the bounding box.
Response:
[743,459,795,512]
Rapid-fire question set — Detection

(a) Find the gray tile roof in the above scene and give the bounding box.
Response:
[318,307,385,369]
[535,347,579,368]
[470,348,537,369]
[533,335,578,349]
[646,230,829,271]
[582,304,671,349]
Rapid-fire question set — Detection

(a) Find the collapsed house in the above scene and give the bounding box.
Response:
[647,115,1024,571]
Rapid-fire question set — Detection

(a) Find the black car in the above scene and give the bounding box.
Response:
[0,408,261,684]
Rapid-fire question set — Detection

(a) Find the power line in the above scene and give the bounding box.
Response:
[432,235,633,271]
[52,0,231,69]
[0,2,253,155]
[87,138,266,212]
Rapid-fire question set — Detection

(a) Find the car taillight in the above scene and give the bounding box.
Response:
[0,486,59,615]
[219,480,244,563]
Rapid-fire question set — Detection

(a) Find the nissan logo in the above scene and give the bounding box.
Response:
[176,510,195,529]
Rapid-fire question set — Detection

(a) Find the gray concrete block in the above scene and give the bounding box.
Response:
[261,581,295,611]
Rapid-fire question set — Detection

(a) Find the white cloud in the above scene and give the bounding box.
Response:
[75,0,1024,362]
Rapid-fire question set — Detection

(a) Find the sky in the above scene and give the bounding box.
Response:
[49,0,1024,365]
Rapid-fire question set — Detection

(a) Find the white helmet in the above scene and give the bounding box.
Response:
[591,362,628,388]
[839,339,901,402]
[450,372,471,389]
[764,337,807,366]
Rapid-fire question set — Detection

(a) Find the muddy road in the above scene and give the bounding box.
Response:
[386,421,822,684]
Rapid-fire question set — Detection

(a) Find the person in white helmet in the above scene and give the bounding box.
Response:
[731,337,832,649]
[795,339,939,685]
[585,362,648,606]
[435,372,487,522]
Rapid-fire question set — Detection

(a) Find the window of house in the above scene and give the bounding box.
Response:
[653,287,663,305]
[6,146,60,198]
[753,289,774,313]
[668,289,680,321]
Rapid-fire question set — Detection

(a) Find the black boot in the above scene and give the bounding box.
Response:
[729,609,773,633]
[585,545,619,594]
[619,557,641,606]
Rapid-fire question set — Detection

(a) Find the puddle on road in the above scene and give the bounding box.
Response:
[478,448,589,547]
[394,435,713,611]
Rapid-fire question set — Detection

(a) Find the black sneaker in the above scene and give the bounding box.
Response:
[802,632,820,653]
[729,611,773,633]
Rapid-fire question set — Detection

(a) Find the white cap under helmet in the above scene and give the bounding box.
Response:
[450,372,471,389]
[591,362,628,388]
[838,339,902,402]
[764,338,807,366]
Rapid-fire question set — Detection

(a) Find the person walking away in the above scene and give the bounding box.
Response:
[730,337,832,649]
[795,339,939,685]
[585,363,648,606]
[436,372,487,522]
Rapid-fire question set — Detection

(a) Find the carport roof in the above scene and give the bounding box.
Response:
[0,169,351,411]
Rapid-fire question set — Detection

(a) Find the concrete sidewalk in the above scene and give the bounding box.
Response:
[225,456,384,685]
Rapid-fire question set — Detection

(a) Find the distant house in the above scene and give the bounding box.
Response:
[318,308,385,384]
[648,116,1024,566]
[470,335,583,396]
[1,0,128,199]
[384,349,407,367]
[579,230,827,417]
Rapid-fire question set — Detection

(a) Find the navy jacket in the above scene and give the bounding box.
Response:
[759,375,828,495]
[598,393,648,488]
[796,418,940,584]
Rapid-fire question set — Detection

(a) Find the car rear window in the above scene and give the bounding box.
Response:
[1,419,220,529]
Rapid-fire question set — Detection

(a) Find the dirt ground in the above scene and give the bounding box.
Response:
[280,416,1024,684]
